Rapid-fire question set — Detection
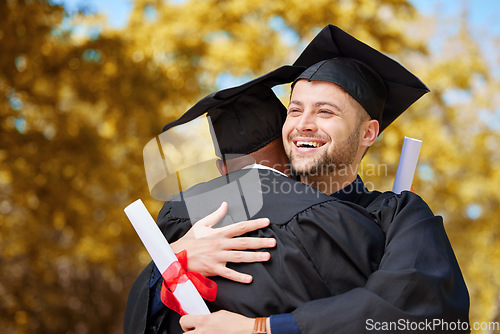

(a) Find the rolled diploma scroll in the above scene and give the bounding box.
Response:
[392,137,422,194]
[124,199,210,315]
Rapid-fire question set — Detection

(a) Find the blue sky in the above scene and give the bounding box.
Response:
[51,0,134,28]
[414,0,500,33]
[54,0,500,32]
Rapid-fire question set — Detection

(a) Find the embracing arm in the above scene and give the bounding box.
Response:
[180,311,271,334]
[287,192,470,334]
[169,202,276,283]
[174,193,470,334]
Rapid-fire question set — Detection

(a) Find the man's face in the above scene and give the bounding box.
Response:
[282,79,364,176]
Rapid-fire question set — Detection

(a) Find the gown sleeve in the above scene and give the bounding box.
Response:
[123,262,154,334]
[290,191,470,334]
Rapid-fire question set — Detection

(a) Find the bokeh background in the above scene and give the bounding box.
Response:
[1,0,500,333]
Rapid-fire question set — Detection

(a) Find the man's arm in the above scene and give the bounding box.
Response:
[180,311,260,334]
[170,193,469,334]
[169,202,276,283]
[285,192,470,333]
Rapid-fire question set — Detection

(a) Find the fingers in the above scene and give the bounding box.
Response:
[180,314,198,331]
[222,237,276,250]
[212,249,273,283]
[217,266,254,284]
[181,310,252,333]
[196,202,228,228]
[219,217,271,237]
[221,250,271,263]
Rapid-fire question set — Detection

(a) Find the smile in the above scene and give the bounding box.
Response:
[296,141,323,148]
[293,139,327,150]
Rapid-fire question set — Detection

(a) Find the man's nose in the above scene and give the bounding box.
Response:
[296,111,318,132]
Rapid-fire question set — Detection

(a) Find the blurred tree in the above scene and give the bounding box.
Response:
[1,0,498,333]
[0,1,157,333]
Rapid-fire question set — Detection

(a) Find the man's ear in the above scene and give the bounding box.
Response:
[361,119,379,148]
[216,159,228,175]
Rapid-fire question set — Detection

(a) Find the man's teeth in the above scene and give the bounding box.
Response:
[296,141,322,148]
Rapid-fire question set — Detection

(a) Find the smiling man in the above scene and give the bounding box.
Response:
[283,74,376,194]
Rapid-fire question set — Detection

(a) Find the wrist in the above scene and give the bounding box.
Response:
[253,317,268,334]
[170,239,183,254]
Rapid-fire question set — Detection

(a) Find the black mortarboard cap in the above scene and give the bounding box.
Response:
[293,24,430,133]
[162,65,305,156]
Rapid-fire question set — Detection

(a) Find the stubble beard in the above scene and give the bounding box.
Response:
[287,128,361,180]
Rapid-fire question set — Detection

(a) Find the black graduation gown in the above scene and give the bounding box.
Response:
[288,177,470,333]
[124,168,385,333]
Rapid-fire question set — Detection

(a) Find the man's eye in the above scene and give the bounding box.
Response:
[288,109,302,115]
[319,109,334,115]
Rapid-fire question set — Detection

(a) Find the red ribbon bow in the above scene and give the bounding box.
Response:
[160,250,217,315]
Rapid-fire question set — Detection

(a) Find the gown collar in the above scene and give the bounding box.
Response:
[329,175,370,203]
[242,163,288,178]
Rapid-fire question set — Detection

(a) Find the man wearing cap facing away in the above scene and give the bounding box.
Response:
[124,65,388,333]
[170,25,470,334]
